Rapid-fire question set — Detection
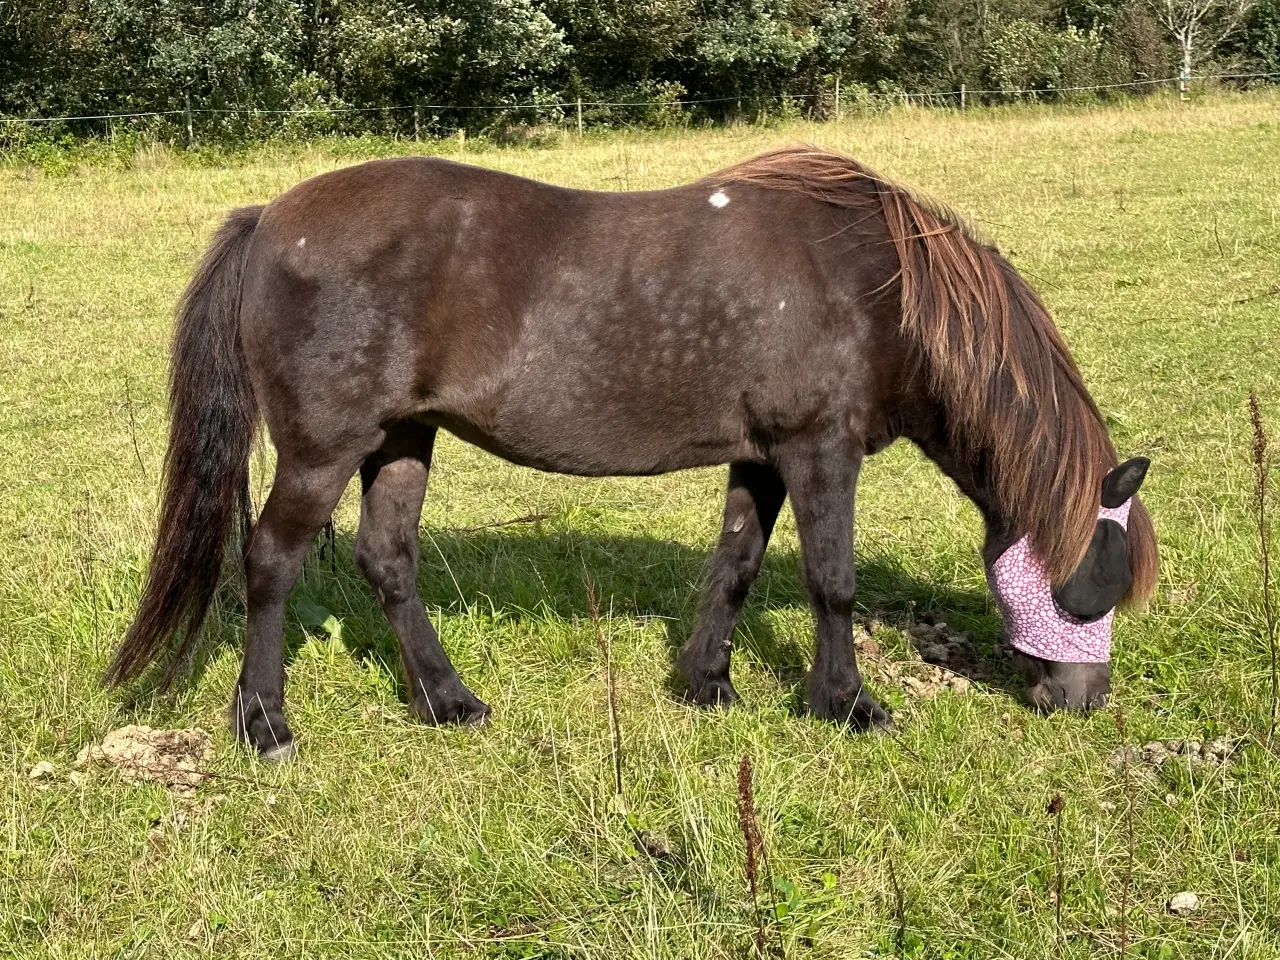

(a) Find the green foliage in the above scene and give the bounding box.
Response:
[981,20,1105,94]
[0,0,1273,139]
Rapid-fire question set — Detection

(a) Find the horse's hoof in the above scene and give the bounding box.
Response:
[687,676,740,709]
[410,680,492,727]
[808,681,892,732]
[229,690,296,757]
[261,742,297,763]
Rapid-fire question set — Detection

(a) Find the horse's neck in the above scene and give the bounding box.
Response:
[912,425,1021,567]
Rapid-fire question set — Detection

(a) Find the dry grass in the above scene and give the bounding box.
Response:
[3,91,1280,958]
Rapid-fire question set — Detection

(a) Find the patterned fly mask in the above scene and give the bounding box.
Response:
[986,499,1133,664]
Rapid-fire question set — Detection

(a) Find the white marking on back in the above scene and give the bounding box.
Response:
[297,237,306,248]
[708,191,730,208]
[778,300,786,310]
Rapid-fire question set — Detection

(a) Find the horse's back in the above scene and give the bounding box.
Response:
[236,157,909,473]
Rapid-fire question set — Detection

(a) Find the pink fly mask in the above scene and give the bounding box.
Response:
[986,499,1133,664]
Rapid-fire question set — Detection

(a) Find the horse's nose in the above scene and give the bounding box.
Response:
[1021,658,1110,713]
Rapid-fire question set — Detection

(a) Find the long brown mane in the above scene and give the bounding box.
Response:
[715,147,1157,605]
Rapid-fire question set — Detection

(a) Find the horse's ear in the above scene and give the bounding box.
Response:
[1101,456,1149,507]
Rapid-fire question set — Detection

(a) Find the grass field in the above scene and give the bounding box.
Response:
[3,93,1280,959]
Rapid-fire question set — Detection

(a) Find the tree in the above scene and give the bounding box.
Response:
[1148,0,1256,83]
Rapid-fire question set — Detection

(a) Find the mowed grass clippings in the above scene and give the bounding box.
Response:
[2,93,1279,959]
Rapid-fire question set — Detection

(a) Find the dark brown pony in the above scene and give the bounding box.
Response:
[106,147,1157,759]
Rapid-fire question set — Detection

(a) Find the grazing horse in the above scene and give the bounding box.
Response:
[106,148,1157,759]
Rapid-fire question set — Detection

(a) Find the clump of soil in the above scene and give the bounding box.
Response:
[904,616,986,671]
[75,725,214,796]
[1108,737,1240,773]
[856,615,981,699]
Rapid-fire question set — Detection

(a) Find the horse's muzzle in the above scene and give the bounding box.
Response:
[1017,655,1110,713]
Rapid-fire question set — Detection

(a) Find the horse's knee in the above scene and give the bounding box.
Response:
[354,534,416,605]
[804,568,856,617]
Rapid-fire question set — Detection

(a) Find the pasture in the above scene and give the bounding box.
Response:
[3,93,1280,958]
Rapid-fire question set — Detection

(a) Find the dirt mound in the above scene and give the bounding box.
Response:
[75,725,214,795]
[856,617,978,699]
[1108,737,1241,773]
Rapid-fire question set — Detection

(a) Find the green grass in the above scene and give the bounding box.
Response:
[3,92,1280,958]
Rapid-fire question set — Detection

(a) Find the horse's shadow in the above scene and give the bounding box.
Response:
[191,525,1023,709]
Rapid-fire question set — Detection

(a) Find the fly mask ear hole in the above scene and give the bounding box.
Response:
[1101,456,1150,508]
[1051,520,1132,622]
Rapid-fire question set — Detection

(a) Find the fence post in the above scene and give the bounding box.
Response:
[835,73,841,122]
[184,93,194,147]
[577,96,583,136]
[413,104,420,141]
[960,83,966,111]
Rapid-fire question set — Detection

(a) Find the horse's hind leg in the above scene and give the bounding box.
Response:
[353,424,490,726]
[677,462,786,706]
[777,440,890,731]
[234,455,360,760]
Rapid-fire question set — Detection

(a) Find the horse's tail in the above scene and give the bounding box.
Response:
[876,185,1159,606]
[104,205,264,686]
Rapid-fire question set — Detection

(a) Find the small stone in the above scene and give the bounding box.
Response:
[1167,891,1199,916]
[634,830,674,861]
[857,636,883,659]
[1109,744,1141,768]
[1163,793,1178,808]
[1100,801,1117,813]
[1206,737,1235,761]
[265,793,277,806]
[1142,742,1169,765]
[187,921,204,939]
[29,761,55,780]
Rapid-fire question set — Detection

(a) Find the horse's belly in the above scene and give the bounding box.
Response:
[487,405,755,476]
[431,375,757,477]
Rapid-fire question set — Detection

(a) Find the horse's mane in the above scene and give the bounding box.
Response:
[713,147,1157,605]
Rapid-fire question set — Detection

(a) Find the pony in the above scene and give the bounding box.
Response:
[105,147,1157,760]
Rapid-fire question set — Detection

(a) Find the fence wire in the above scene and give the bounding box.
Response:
[2,71,1277,127]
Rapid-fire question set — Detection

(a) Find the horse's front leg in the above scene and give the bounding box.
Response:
[778,437,890,731]
[677,462,787,706]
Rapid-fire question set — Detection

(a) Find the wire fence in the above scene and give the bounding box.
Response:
[2,71,1277,132]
